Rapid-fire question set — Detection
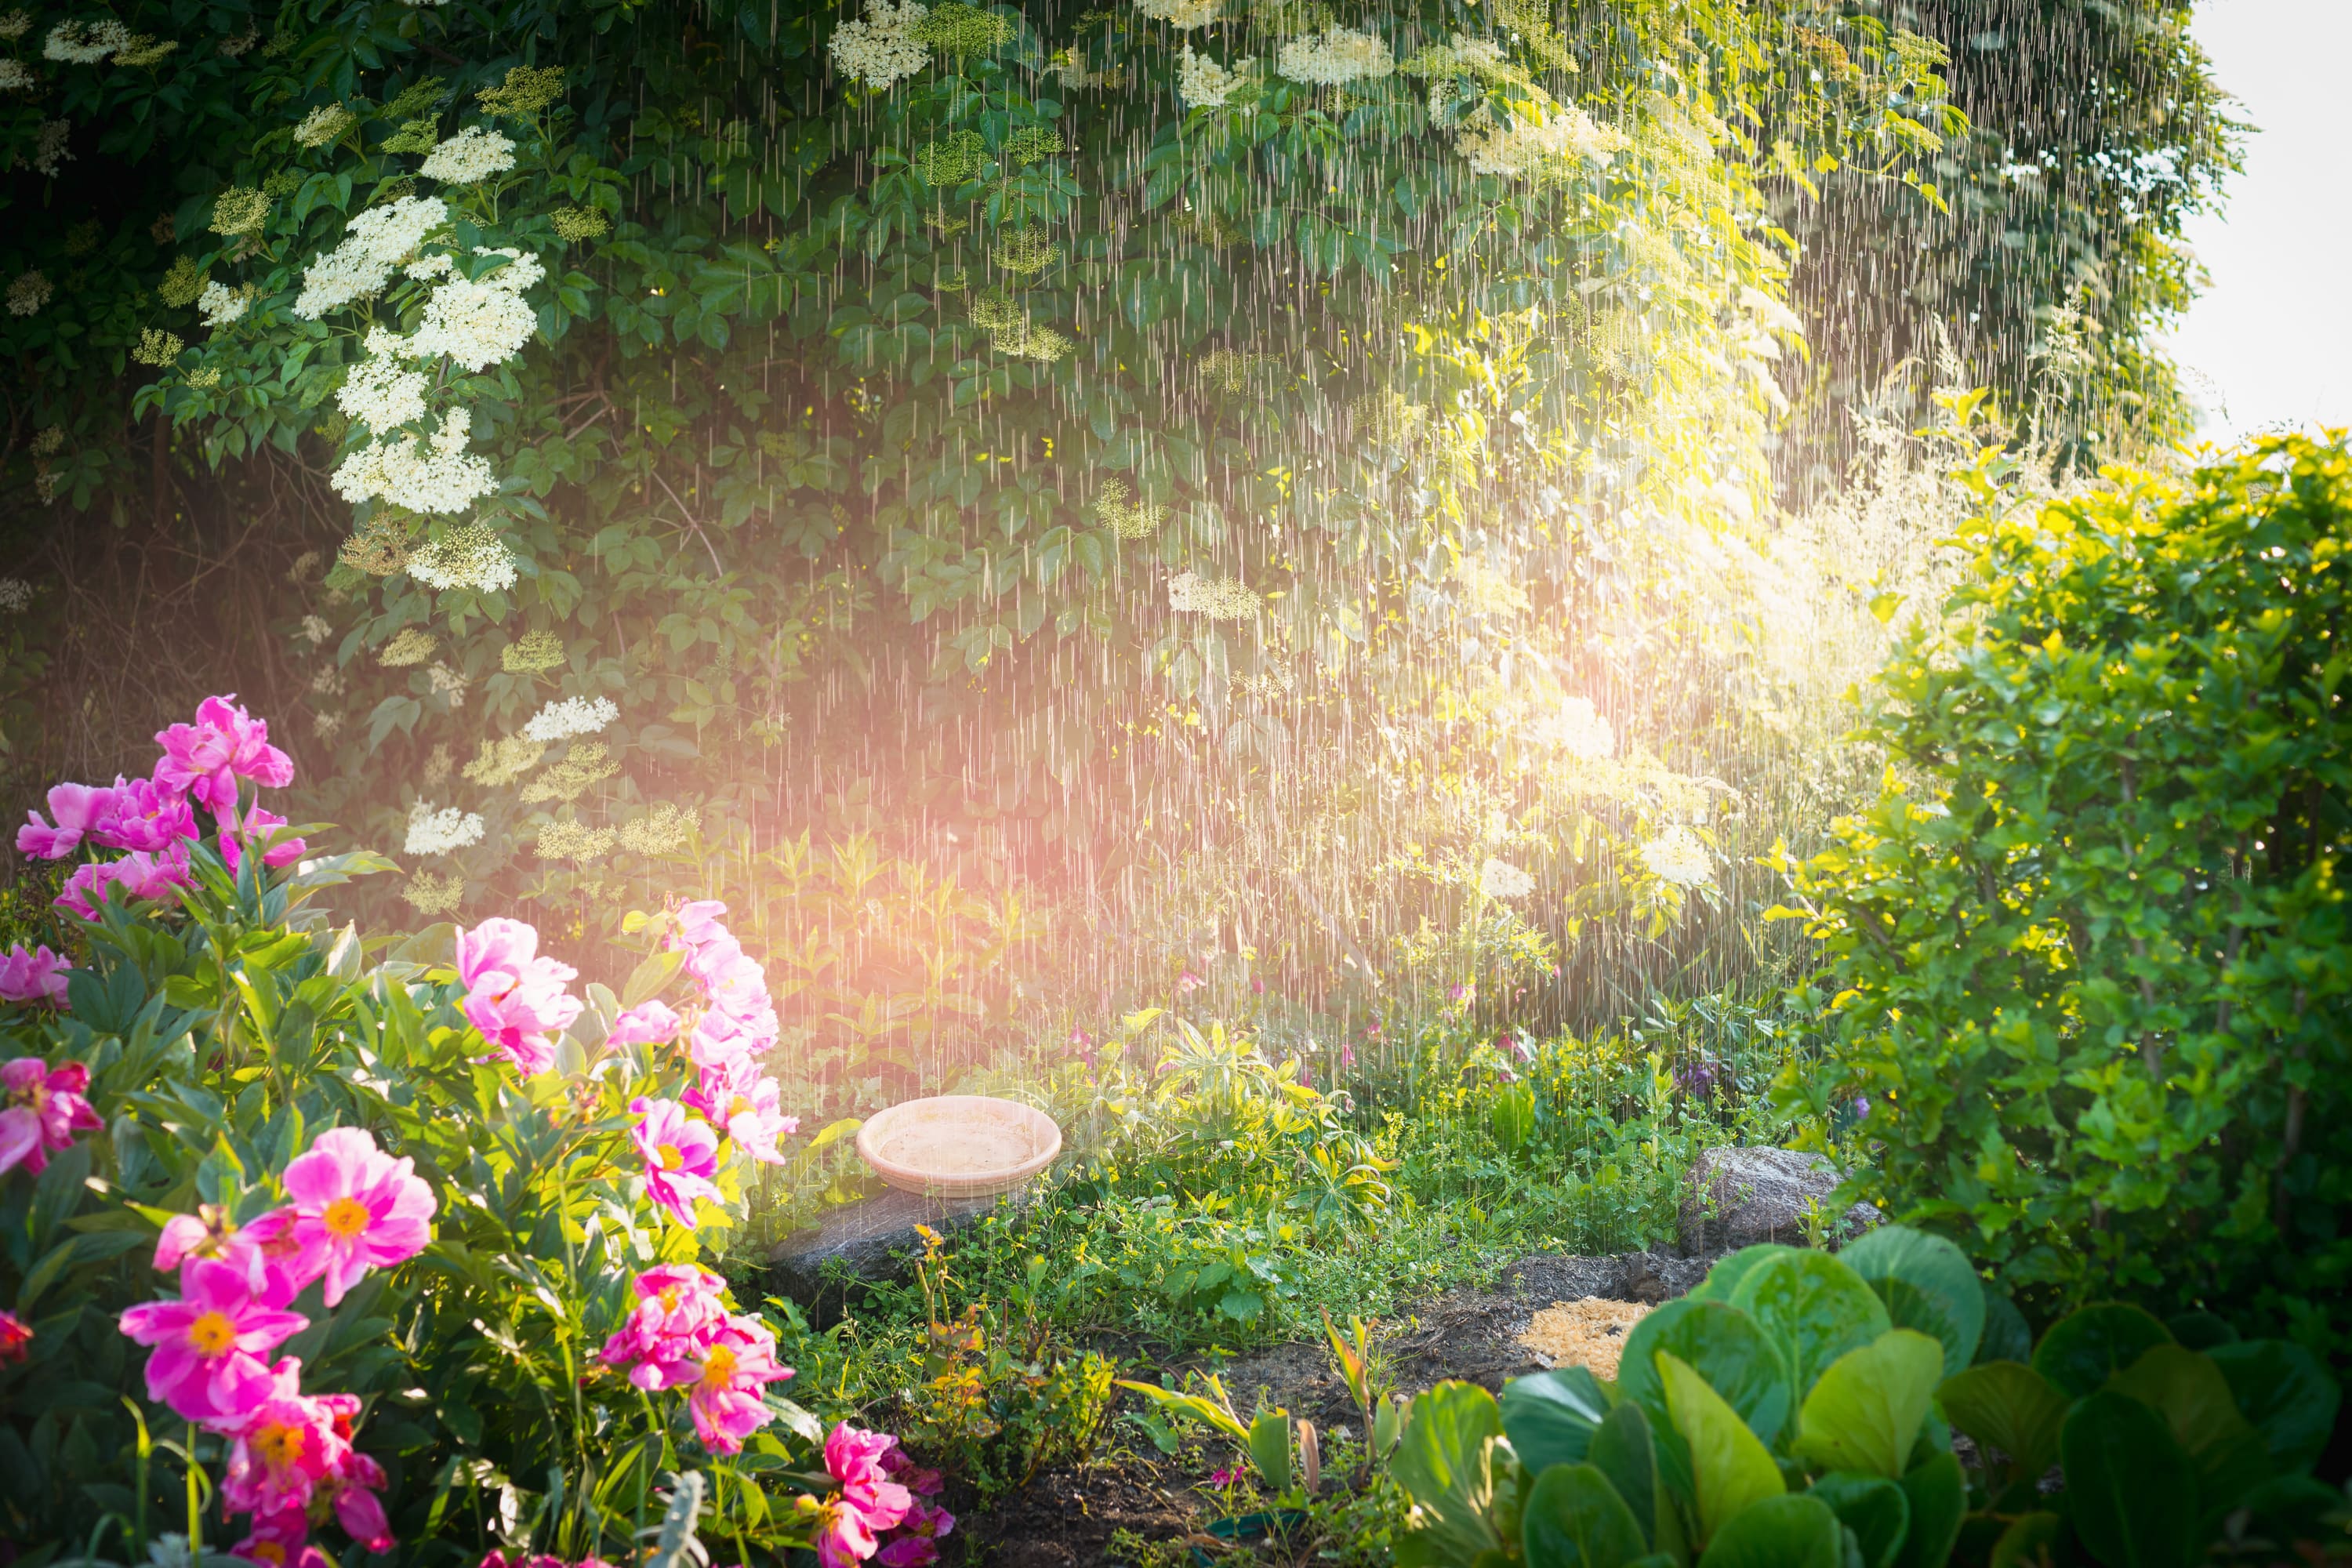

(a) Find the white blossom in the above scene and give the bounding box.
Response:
[298,614,332,644]
[1456,100,1623,180]
[1276,26,1393,87]
[5,270,51,316]
[522,695,620,743]
[0,11,31,42]
[405,253,456,281]
[1135,0,1219,25]
[33,117,70,176]
[1639,826,1714,890]
[1525,695,1615,760]
[336,332,430,434]
[293,103,354,147]
[43,18,127,63]
[829,0,930,89]
[0,59,37,92]
[293,195,449,319]
[418,124,515,185]
[406,277,536,372]
[408,522,520,594]
[0,578,32,612]
[474,246,545,292]
[1479,858,1534,898]
[1177,45,1250,107]
[196,281,249,327]
[1168,570,1260,620]
[330,405,497,514]
[405,800,486,855]
[425,660,470,706]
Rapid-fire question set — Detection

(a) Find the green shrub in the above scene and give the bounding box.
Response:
[1773,431,2351,1347]
[1387,1227,2343,1566]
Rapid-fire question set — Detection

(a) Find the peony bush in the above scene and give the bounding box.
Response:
[0,697,945,1566]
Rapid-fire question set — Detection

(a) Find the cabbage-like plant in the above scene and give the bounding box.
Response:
[1388,1226,2341,1566]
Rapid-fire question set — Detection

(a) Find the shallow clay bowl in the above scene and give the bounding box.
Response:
[855,1094,1062,1198]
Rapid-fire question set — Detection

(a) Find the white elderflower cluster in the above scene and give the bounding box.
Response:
[1168,570,1260,620]
[408,521,520,593]
[331,406,497,514]
[337,329,430,433]
[0,59,36,92]
[1135,0,1219,25]
[1479,858,1534,899]
[406,268,538,371]
[44,17,128,62]
[1457,100,1623,180]
[33,118,70,176]
[829,0,931,89]
[5,270,50,316]
[1177,45,1250,107]
[1639,826,1714,890]
[0,578,33,613]
[298,613,332,644]
[426,660,469,706]
[1276,25,1392,86]
[197,281,250,327]
[522,695,620,743]
[418,124,516,184]
[1526,695,1615,760]
[405,800,486,855]
[293,103,354,147]
[0,11,31,42]
[294,195,449,319]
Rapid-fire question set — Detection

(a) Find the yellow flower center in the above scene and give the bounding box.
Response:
[322,1196,372,1239]
[186,1311,237,1356]
[250,1545,287,1567]
[659,1286,682,1313]
[254,1421,307,1469]
[701,1345,738,1388]
[657,1143,685,1172]
[729,1095,754,1119]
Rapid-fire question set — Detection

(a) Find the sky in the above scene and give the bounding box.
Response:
[2158,0,2352,443]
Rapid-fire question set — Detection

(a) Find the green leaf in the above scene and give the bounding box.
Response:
[1503,1367,1614,1475]
[1986,1512,2063,1568]
[1934,1362,2069,1479]
[1806,1472,1908,1568]
[1248,1409,1294,1492]
[1620,1301,1795,1451]
[1837,1225,1986,1373]
[1392,1381,1506,1568]
[1729,1250,1891,1396]
[2033,1304,2172,1399]
[1686,1245,1801,1305]
[1658,1350,1784,1544]
[1894,1453,1965,1568]
[1693,1494,1843,1568]
[1794,1330,1944,1479]
[1975,1294,2033,1367]
[1523,1463,1648,1568]
[1586,1401,1661,1552]
[2106,1344,2271,1510]
[2061,1391,2198,1568]
[2205,1340,2341,1474]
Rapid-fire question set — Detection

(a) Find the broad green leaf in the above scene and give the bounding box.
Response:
[1392,1381,1506,1567]
[1586,1401,1661,1552]
[1620,1301,1795,1451]
[1248,1408,1294,1493]
[1503,1367,1613,1475]
[1794,1330,1944,1479]
[1987,1512,2063,1568]
[1658,1350,1784,1544]
[1729,1250,1890,1396]
[1522,1463,1647,1568]
[2033,1303,2172,1399]
[1693,1494,1842,1568]
[1935,1361,2069,1479]
[1806,1472,1908,1568]
[2061,1391,2198,1568]
[1685,1245,1800,1305]
[2107,1344,2271,1510]
[2205,1340,2342,1474]
[1894,1453,1965,1568]
[1837,1225,1986,1373]
[1975,1293,2034,1367]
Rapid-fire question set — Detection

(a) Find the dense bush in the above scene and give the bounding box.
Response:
[1775,431,2350,1349]
[1388,1229,2344,1566]
[0,696,951,1566]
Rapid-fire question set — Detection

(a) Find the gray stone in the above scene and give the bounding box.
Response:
[1678,1145,1878,1257]
[767,1185,1031,1322]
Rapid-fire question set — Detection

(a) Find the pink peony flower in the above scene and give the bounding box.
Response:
[281,1127,437,1306]
[154,695,294,818]
[321,1433,395,1553]
[630,1098,720,1228]
[220,804,307,873]
[875,1499,956,1567]
[98,775,199,854]
[666,898,731,950]
[56,843,194,919]
[455,918,583,1075]
[686,1006,775,1073]
[817,1424,913,1568]
[0,943,71,1007]
[220,1361,345,1517]
[684,1057,797,1165]
[598,1264,730,1391]
[0,1307,31,1363]
[118,1258,310,1423]
[683,933,772,1024]
[604,999,681,1050]
[229,1508,328,1568]
[16,781,122,858]
[881,1446,944,1498]
[683,1315,795,1454]
[0,1056,102,1178]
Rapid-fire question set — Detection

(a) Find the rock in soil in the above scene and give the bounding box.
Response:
[767,1186,1029,1323]
[1676,1145,1880,1256]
